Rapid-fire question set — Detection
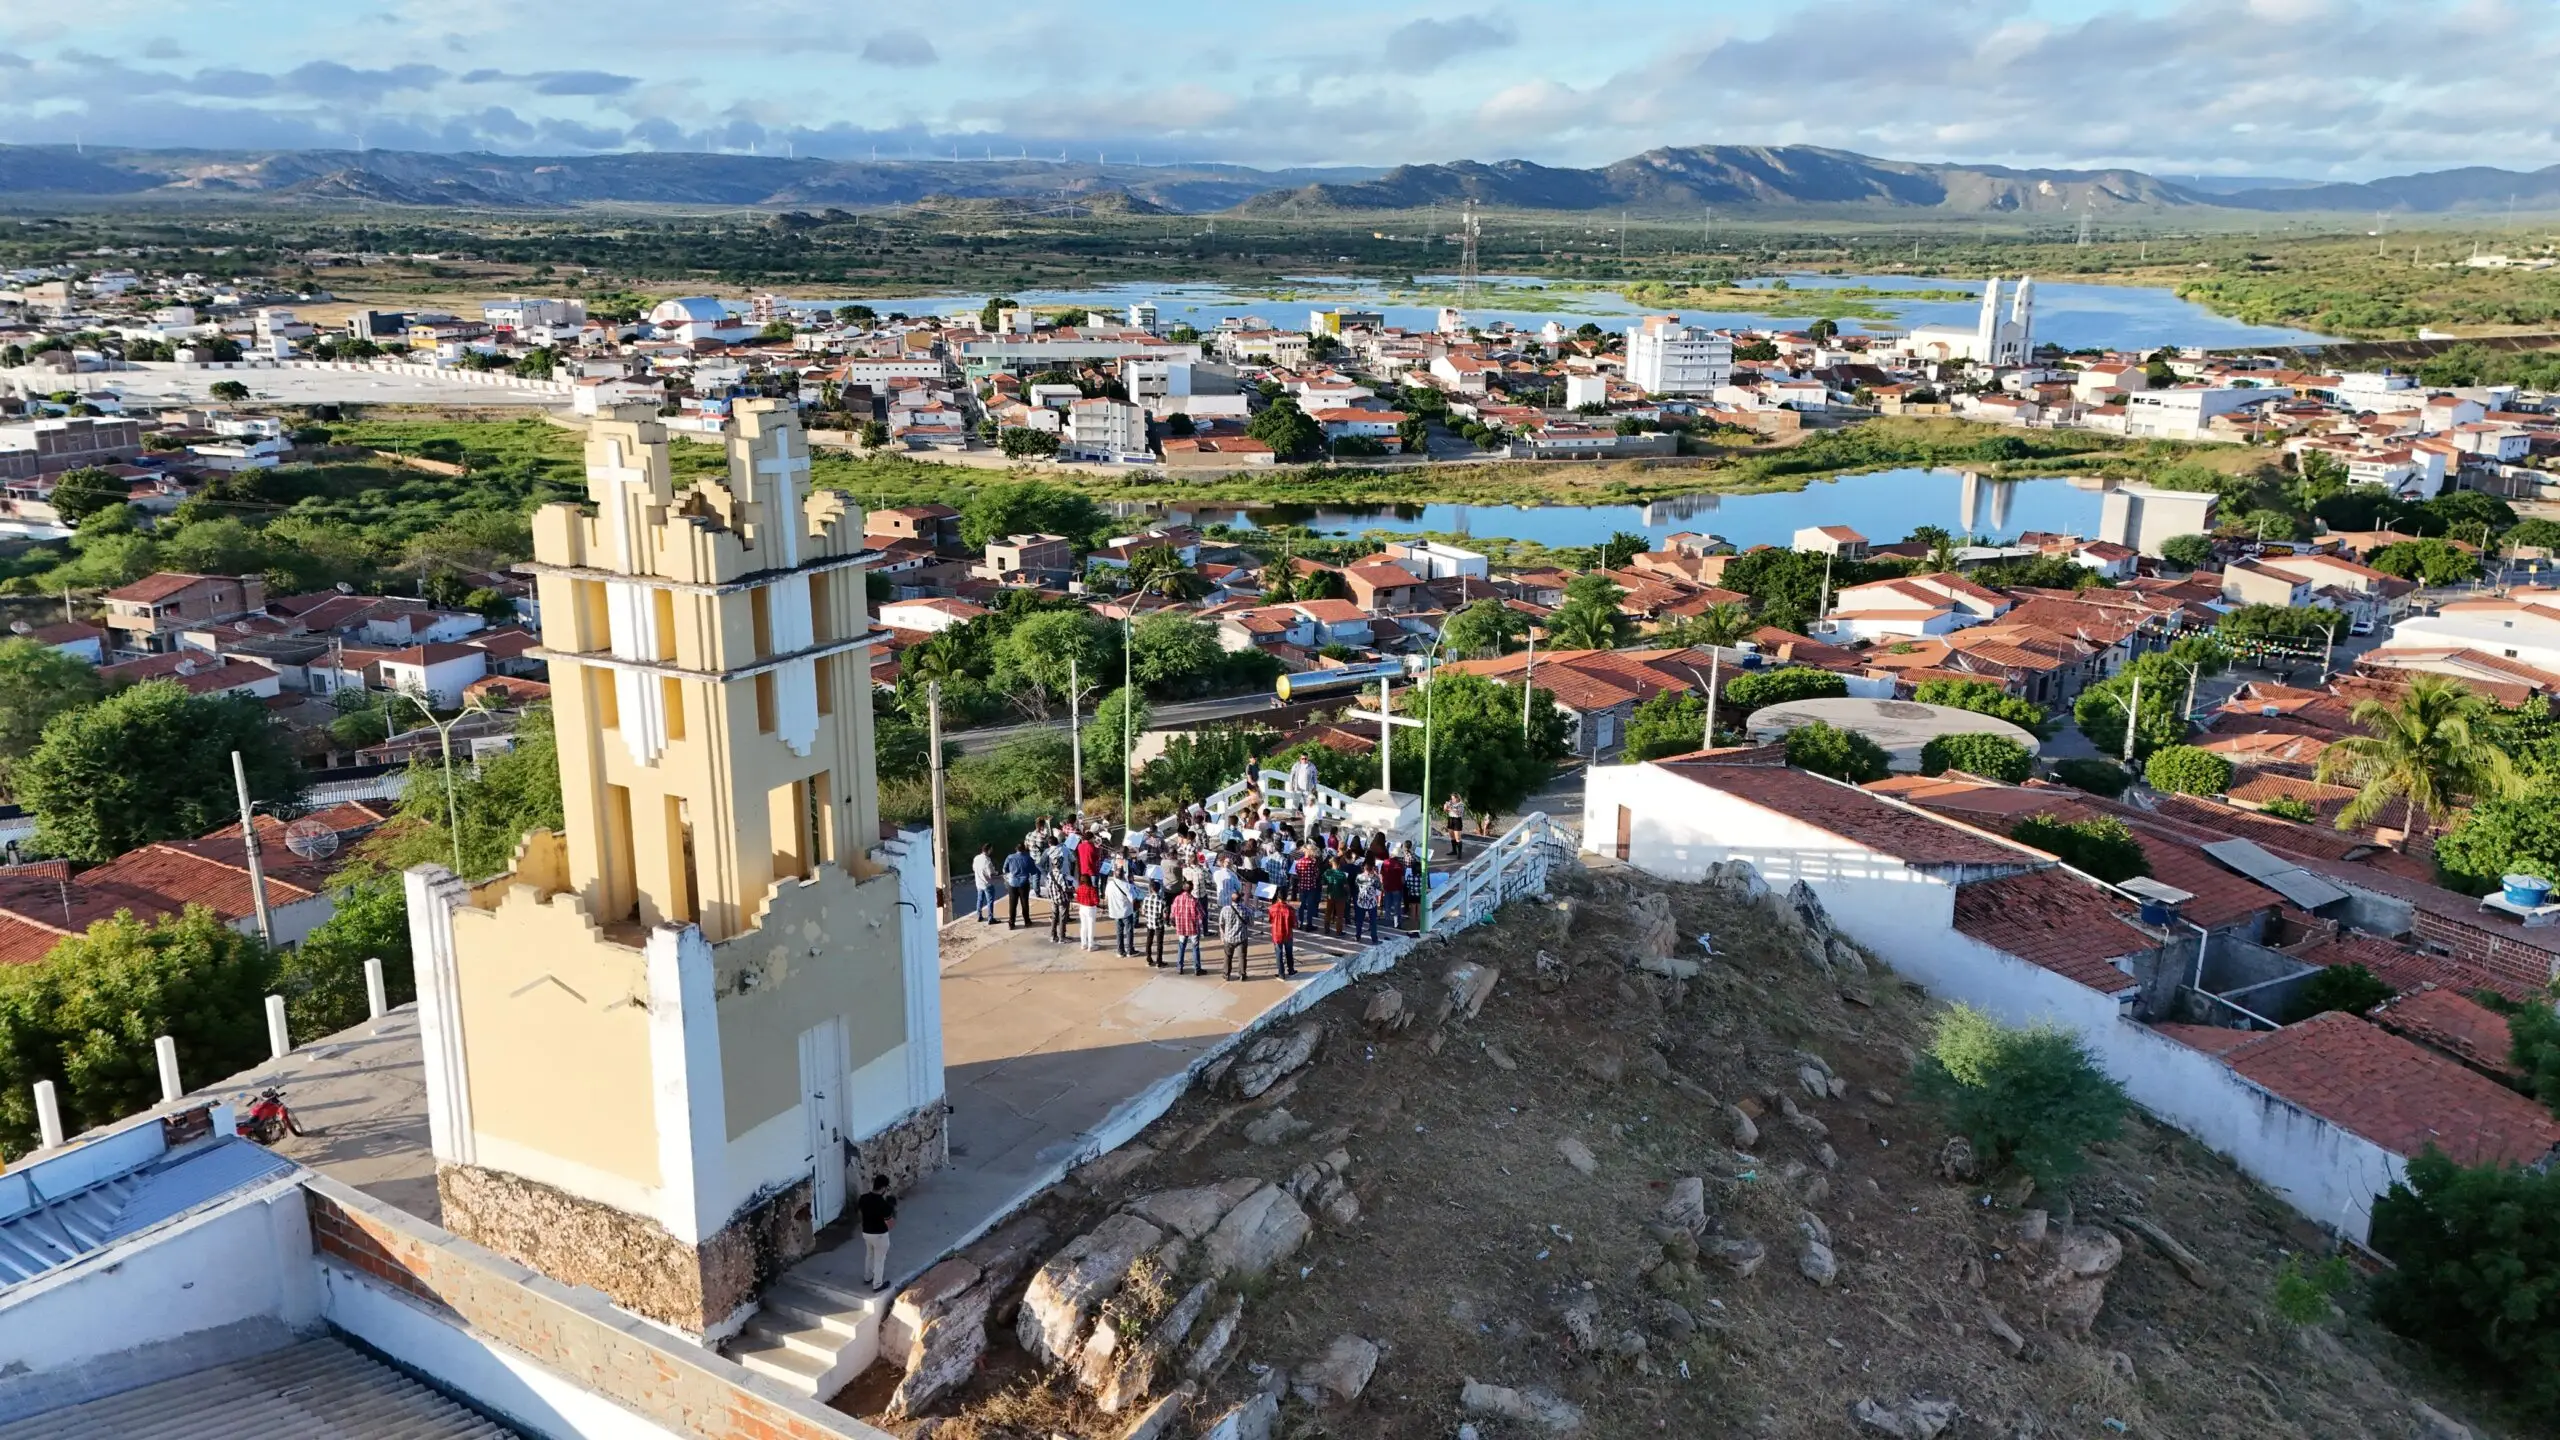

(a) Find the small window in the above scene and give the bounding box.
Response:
[755,672,777,734]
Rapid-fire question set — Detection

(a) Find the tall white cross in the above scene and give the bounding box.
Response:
[754,428,811,566]
[1345,677,1423,799]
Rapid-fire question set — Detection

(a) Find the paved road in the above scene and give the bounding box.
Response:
[945,691,1282,753]
[19,364,565,409]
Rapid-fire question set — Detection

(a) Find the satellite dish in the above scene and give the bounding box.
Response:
[6,621,25,636]
[335,582,356,594]
[284,818,339,861]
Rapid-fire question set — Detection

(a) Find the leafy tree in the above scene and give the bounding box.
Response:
[1123,545,1207,601]
[276,866,416,1041]
[1912,677,2049,738]
[979,295,1017,330]
[1914,1004,2126,1186]
[955,732,1075,814]
[2316,675,2524,847]
[2369,1151,2560,1424]
[2220,604,2345,645]
[2369,538,2479,586]
[1414,671,1568,821]
[2051,757,2133,798]
[1654,600,1755,651]
[2506,518,2560,552]
[2073,657,2191,762]
[996,609,1110,717]
[0,638,101,796]
[1084,686,1153,794]
[2011,813,2149,882]
[1724,665,1846,717]
[2419,488,2515,542]
[957,480,1107,549]
[1245,397,1325,462]
[1783,719,1889,784]
[2435,790,2560,894]
[1440,597,1529,658]
[1919,732,2033,783]
[0,906,280,1154]
[1141,724,1268,807]
[46,465,128,524]
[860,419,890,449]
[365,705,563,879]
[2289,963,2391,1022]
[2159,533,2216,570]
[1126,612,1222,691]
[1624,687,1712,762]
[873,706,929,787]
[998,426,1060,459]
[1548,573,1634,650]
[2145,744,2234,796]
[19,682,301,861]
[208,379,251,402]
[1592,530,1651,571]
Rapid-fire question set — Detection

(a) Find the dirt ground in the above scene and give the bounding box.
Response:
[865,862,2517,1440]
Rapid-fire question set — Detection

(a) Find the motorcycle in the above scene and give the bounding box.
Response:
[237,1086,308,1145]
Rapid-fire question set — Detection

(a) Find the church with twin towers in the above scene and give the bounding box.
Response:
[1907,275,2035,367]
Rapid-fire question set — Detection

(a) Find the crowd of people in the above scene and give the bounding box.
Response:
[967,794,1429,983]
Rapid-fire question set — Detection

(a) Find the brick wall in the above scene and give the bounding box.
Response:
[304,1176,891,1440]
[2411,909,2560,997]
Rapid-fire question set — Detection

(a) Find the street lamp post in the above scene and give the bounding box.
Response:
[394,690,494,876]
[1416,632,1451,934]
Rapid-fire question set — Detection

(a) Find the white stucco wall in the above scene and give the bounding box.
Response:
[1588,762,2414,1240]
[0,1180,320,1408]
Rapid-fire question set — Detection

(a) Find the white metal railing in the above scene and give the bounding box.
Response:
[1425,811,1579,933]
[1202,769,1358,827]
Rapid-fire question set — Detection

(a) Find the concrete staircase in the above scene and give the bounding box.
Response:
[726,1271,886,1400]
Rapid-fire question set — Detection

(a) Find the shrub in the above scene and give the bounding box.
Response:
[2259,794,2317,822]
[1722,665,1847,717]
[2159,533,2216,570]
[2290,963,2391,1021]
[2010,813,2149,883]
[2051,757,2133,798]
[2369,1151,2560,1424]
[1783,720,1889,785]
[1912,677,2050,738]
[2271,1254,2356,1326]
[1918,732,2033,783]
[2144,744,2233,796]
[2435,791,2560,897]
[1913,1004,2126,1186]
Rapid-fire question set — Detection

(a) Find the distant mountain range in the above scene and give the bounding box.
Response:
[0,141,2553,217]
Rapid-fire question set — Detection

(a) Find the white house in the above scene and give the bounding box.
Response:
[878,596,991,635]
[2343,446,2446,501]
[2122,385,2292,441]
[647,296,750,344]
[1383,538,1490,582]
[572,375,665,416]
[1576,757,2544,1241]
[1064,398,1150,462]
[377,642,488,708]
[2379,597,2560,672]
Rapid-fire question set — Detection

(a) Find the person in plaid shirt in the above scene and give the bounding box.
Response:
[1218,891,1252,980]
[1169,884,1204,976]
[1138,878,1170,968]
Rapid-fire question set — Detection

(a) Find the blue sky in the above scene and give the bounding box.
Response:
[4,0,2551,177]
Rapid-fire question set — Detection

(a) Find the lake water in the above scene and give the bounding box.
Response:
[1146,467,2114,552]
[806,271,2330,354]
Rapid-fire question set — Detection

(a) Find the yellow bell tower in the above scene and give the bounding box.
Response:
[405,401,947,1338]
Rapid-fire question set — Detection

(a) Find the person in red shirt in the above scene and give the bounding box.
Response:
[1379,853,1407,931]
[1267,890,1298,978]
[1074,876,1099,951]
[1075,831,1098,880]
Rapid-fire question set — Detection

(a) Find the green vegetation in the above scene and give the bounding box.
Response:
[2144,744,2234,796]
[1911,678,2049,739]
[1782,720,1888,785]
[2270,1254,2358,1328]
[18,682,302,862]
[2289,963,2391,1022]
[1440,598,1531,659]
[2050,757,2133,798]
[1723,665,1847,717]
[2258,794,2318,823]
[363,705,566,881]
[2315,676,2525,844]
[2370,1151,2560,1425]
[1914,1004,2126,1187]
[2011,813,2148,883]
[1918,732,2033,783]
[1624,688,1712,763]
[2436,793,2560,895]
[0,638,103,799]
[2159,533,2216,570]
[1548,574,1634,650]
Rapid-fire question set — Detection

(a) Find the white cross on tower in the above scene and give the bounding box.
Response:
[1344,677,1423,799]
[755,428,810,566]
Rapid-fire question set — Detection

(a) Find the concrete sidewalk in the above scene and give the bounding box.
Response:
[792,906,1385,1300]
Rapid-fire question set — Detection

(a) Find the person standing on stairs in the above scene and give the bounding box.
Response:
[858,1174,897,1293]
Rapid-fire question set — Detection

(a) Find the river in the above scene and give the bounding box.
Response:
[1144,467,2113,552]
[803,272,2329,353]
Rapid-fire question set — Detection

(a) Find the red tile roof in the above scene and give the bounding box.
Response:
[2152,1023,2258,1055]
[103,571,233,605]
[2370,985,2521,1079]
[2225,1011,2560,1166]
[1661,763,2033,870]
[2287,929,2540,1005]
[1952,867,2153,993]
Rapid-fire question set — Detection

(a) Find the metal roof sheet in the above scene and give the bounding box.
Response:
[0,1337,520,1440]
[0,1136,293,1286]
[2200,837,2354,911]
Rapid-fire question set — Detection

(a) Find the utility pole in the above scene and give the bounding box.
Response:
[2182,663,2198,723]
[1704,649,1720,748]
[232,750,272,944]
[1520,630,1535,738]
[1068,655,1084,815]
[1818,549,1835,621]
[928,680,951,923]
[2120,673,2142,764]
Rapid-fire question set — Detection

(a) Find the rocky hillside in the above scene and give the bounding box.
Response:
[851,861,2509,1440]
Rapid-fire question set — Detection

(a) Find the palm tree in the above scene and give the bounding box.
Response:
[1125,544,1207,601]
[2315,675,2524,846]
[1691,600,1754,649]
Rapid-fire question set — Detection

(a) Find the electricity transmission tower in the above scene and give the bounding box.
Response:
[1458,199,1481,307]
